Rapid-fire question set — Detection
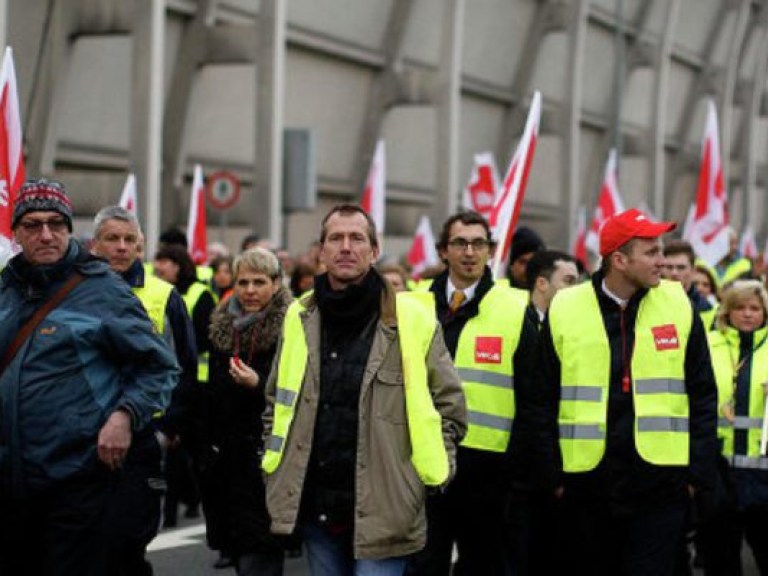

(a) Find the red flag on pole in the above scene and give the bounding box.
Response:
[119,173,138,216]
[406,215,439,279]
[360,139,386,236]
[688,100,730,266]
[186,164,207,265]
[0,47,25,266]
[462,152,500,220]
[489,91,541,279]
[571,205,588,268]
[739,225,758,260]
[585,148,624,254]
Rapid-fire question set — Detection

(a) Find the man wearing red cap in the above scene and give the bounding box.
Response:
[535,208,718,575]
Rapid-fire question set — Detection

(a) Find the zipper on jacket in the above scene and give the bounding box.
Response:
[620,308,631,393]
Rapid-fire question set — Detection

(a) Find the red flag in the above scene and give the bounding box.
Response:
[688,100,729,266]
[186,164,207,265]
[119,173,138,216]
[0,47,25,265]
[489,91,541,279]
[571,205,588,267]
[739,225,758,260]
[585,148,624,254]
[360,139,386,235]
[406,215,439,278]
[462,152,500,219]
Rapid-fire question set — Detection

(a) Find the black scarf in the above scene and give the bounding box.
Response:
[313,269,383,332]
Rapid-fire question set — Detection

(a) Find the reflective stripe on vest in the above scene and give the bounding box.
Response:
[262,292,450,486]
[132,275,174,336]
[549,280,692,472]
[709,326,768,459]
[454,285,526,452]
[729,455,768,470]
[183,281,212,382]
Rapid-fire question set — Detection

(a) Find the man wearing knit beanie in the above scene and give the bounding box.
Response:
[0,178,180,574]
[508,225,545,289]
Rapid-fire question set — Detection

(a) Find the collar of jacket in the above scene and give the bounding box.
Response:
[300,268,398,328]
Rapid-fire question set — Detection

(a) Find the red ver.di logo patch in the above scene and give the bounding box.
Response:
[651,324,679,351]
[475,336,502,364]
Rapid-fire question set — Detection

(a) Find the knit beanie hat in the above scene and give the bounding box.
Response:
[510,226,545,264]
[12,179,73,231]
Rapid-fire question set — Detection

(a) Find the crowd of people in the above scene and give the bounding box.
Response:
[3,178,768,576]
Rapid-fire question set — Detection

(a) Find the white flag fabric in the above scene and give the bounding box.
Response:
[119,173,138,216]
[688,100,730,266]
[406,215,440,278]
[360,139,386,236]
[186,164,208,265]
[585,148,624,255]
[489,91,541,280]
[462,152,500,220]
[0,47,25,267]
[739,225,758,260]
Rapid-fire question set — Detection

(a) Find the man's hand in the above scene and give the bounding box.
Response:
[97,410,132,470]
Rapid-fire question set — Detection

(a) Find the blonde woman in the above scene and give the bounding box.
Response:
[700,279,768,575]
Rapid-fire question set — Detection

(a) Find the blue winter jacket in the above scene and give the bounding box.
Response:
[0,241,180,496]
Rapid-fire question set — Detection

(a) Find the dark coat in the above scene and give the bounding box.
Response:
[201,285,292,555]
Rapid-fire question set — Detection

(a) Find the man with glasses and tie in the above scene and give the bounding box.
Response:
[408,210,539,576]
[0,179,179,575]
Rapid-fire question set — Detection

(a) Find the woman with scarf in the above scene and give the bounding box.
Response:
[699,279,768,575]
[203,247,292,575]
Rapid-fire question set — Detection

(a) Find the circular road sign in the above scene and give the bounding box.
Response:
[206,171,240,211]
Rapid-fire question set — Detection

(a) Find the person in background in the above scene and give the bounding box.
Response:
[698,280,768,575]
[663,240,716,330]
[289,261,316,298]
[714,229,752,287]
[507,226,545,290]
[694,265,719,306]
[204,247,292,575]
[240,233,260,253]
[525,250,580,328]
[210,255,234,301]
[91,205,198,576]
[378,263,410,293]
[0,179,179,575]
[263,204,466,576]
[153,245,214,530]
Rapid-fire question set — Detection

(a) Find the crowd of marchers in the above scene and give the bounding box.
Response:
[2,178,768,576]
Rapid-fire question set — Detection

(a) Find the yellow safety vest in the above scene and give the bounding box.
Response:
[262,292,450,486]
[454,285,526,452]
[132,275,174,336]
[709,326,768,469]
[700,306,717,332]
[183,281,212,382]
[549,280,692,472]
[716,257,752,287]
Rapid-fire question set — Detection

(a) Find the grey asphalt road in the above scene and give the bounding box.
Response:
[148,517,308,576]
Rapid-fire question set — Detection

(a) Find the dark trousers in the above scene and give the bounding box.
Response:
[102,427,165,576]
[698,504,768,576]
[506,488,566,576]
[559,495,689,576]
[0,469,113,576]
[407,479,511,576]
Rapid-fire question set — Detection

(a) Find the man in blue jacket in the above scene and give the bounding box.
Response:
[0,179,179,576]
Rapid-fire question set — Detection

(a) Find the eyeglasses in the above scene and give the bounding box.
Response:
[447,238,492,251]
[18,218,68,234]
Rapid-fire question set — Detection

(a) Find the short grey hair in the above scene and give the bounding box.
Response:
[93,206,141,238]
[233,247,280,280]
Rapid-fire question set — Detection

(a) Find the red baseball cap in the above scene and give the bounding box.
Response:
[599,208,676,257]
